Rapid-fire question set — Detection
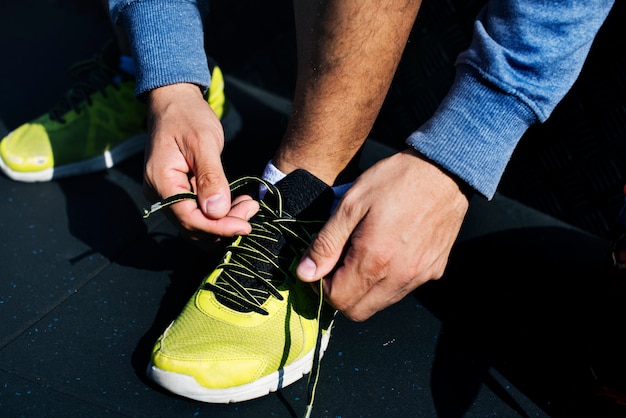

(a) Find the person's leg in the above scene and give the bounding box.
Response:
[142,2,421,412]
[272,0,422,186]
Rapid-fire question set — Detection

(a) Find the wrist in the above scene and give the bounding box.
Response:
[403,147,474,201]
[146,83,203,104]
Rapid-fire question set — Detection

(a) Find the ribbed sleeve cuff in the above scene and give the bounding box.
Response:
[406,66,537,199]
[119,0,210,97]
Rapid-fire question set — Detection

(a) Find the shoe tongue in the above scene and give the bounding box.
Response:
[274,169,334,217]
[212,169,333,313]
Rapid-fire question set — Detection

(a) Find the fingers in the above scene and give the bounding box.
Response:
[325,262,410,322]
[316,205,409,321]
[296,191,365,282]
[325,230,435,322]
[229,195,261,220]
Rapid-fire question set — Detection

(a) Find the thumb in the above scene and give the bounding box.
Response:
[192,152,232,219]
[297,207,358,282]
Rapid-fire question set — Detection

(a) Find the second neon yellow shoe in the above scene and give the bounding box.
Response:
[144,170,336,406]
[0,40,240,182]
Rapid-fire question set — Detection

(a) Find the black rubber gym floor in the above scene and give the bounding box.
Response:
[1,1,624,417]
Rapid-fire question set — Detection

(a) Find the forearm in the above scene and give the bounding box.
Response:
[274,0,422,186]
[108,0,211,97]
[408,0,615,199]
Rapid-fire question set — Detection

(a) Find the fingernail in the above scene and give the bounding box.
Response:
[204,193,227,215]
[297,256,316,281]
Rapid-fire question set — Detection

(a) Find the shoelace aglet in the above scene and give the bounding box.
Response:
[142,202,165,218]
[304,405,313,418]
[142,192,198,219]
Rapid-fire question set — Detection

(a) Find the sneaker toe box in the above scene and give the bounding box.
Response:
[1,123,54,171]
[152,336,268,390]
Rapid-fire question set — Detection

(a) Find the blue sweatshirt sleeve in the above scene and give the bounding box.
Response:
[406,0,614,199]
[109,0,211,97]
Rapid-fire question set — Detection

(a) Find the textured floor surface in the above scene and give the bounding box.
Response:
[1,1,625,417]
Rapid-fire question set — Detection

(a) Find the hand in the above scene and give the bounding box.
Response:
[297,148,470,321]
[143,83,259,239]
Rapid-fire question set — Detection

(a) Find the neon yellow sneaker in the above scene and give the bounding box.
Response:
[143,169,336,409]
[0,40,240,182]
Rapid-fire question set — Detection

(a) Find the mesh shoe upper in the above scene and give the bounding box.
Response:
[145,169,336,404]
